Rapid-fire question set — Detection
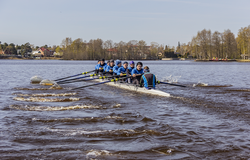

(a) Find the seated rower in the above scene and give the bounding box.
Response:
[140,66,157,89]
[94,60,101,74]
[131,62,144,85]
[105,59,115,76]
[96,58,107,75]
[113,59,122,75]
[126,61,134,83]
[118,61,128,81]
[104,60,110,72]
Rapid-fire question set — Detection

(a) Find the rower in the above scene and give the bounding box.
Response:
[118,61,128,76]
[96,59,107,75]
[105,59,115,76]
[118,61,128,81]
[104,60,110,72]
[131,62,144,85]
[94,60,101,74]
[113,59,122,75]
[140,66,157,89]
[126,61,134,83]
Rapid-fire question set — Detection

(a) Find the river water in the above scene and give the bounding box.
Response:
[0,60,250,159]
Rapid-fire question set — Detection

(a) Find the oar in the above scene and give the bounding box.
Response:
[53,70,96,81]
[159,81,186,87]
[71,76,132,90]
[56,73,97,84]
[58,74,124,84]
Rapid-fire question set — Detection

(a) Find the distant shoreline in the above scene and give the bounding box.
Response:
[1,56,250,62]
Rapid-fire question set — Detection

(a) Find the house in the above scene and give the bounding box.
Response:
[106,48,118,56]
[32,51,42,57]
[39,47,54,57]
[241,54,250,59]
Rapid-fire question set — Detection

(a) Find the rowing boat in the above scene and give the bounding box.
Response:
[93,78,170,97]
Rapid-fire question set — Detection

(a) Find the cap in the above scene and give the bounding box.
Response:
[123,61,128,64]
[129,61,134,65]
[110,59,114,63]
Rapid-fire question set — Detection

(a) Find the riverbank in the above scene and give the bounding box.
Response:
[0,56,62,60]
[195,59,237,62]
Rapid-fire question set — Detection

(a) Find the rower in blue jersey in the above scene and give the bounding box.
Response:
[118,61,128,76]
[127,61,134,75]
[94,60,101,73]
[126,61,134,83]
[94,60,101,74]
[140,66,157,89]
[131,62,144,85]
[95,59,107,75]
[104,60,110,72]
[105,59,115,76]
[113,59,122,75]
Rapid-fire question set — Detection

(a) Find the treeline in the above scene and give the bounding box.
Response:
[57,38,165,60]
[0,42,32,55]
[177,25,250,59]
[0,42,57,56]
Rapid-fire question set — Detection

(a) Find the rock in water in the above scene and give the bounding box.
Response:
[30,76,43,83]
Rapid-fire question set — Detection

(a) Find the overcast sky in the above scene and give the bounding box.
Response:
[0,0,249,47]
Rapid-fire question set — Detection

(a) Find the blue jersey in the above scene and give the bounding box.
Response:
[103,65,109,71]
[128,66,134,73]
[113,66,120,74]
[117,66,127,74]
[131,68,144,75]
[105,65,114,72]
[96,63,107,70]
[95,64,99,70]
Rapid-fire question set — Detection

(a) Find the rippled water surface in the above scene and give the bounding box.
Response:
[1,60,250,159]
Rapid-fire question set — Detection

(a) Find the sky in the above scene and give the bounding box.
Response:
[0,0,250,47]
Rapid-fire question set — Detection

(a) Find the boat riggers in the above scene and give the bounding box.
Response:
[71,75,132,90]
[158,81,186,87]
[56,74,97,84]
[58,74,126,85]
[53,70,96,82]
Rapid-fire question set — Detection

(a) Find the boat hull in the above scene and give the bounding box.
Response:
[93,79,170,97]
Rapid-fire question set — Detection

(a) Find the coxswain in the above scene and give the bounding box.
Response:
[140,66,157,89]
[96,59,107,75]
[131,62,144,85]
[113,59,122,75]
[105,59,115,76]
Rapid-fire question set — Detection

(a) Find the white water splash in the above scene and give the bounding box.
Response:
[32,116,123,122]
[10,104,101,111]
[193,81,208,87]
[12,92,77,97]
[162,75,181,83]
[13,97,79,102]
[86,149,112,159]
